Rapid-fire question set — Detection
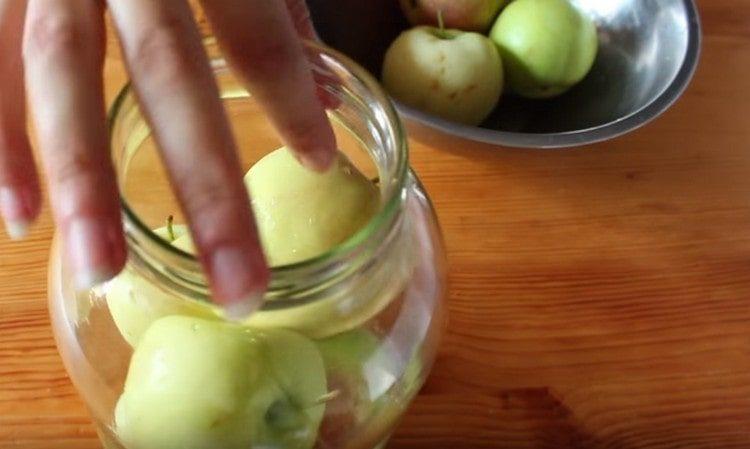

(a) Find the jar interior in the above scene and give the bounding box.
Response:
[109,39,408,266]
[112,68,387,238]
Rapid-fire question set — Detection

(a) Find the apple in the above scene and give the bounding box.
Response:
[382,26,504,126]
[400,0,508,32]
[171,147,379,268]
[105,224,215,347]
[314,329,429,448]
[247,147,380,266]
[171,232,195,254]
[114,316,327,449]
[107,146,382,343]
[315,329,381,446]
[489,0,598,99]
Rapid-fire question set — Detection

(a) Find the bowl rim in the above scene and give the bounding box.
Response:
[395,0,702,149]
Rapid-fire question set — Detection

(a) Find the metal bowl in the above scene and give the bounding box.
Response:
[309,0,702,148]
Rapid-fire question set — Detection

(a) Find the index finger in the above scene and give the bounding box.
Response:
[107,0,268,316]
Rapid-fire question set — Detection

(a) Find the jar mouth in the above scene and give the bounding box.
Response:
[108,38,409,302]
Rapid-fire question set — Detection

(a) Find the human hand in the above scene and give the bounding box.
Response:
[0,0,336,317]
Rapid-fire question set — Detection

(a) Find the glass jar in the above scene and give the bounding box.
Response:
[48,38,447,449]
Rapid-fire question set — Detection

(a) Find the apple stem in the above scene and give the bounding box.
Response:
[434,10,453,39]
[166,215,175,241]
[312,390,341,406]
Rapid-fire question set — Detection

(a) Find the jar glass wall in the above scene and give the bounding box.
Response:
[48,39,447,449]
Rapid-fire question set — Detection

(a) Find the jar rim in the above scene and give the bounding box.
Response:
[107,38,409,303]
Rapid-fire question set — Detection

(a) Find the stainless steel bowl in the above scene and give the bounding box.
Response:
[309,0,702,148]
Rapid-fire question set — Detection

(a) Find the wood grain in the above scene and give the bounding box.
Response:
[3,0,750,448]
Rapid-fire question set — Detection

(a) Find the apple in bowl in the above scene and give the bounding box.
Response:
[399,0,508,32]
[382,26,504,126]
[489,0,598,99]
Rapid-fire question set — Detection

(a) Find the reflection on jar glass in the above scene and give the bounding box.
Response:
[48,38,447,449]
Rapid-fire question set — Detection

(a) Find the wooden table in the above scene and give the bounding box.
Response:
[2,1,750,447]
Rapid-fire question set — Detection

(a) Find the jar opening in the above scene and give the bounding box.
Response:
[108,39,409,305]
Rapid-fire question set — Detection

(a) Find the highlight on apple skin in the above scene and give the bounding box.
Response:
[245,146,380,267]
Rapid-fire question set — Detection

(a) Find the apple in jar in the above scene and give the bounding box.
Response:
[489,0,598,98]
[114,316,328,449]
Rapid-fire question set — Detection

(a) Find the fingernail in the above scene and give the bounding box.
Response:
[209,245,267,320]
[67,218,119,290]
[298,146,336,172]
[0,186,35,240]
[223,292,263,322]
[4,220,29,240]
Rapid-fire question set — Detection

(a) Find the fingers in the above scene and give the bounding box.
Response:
[283,0,343,110]
[0,0,40,239]
[284,0,318,41]
[23,0,126,288]
[107,0,268,314]
[199,0,337,171]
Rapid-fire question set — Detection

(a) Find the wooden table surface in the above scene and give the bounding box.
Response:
[3,1,750,448]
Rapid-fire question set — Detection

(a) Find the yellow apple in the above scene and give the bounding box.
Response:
[105,224,213,347]
[115,316,327,449]
[246,147,380,266]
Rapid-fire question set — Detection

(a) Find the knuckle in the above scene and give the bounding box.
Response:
[243,39,298,80]
[23,14,84,62]
[285,115,322,146]
[183,179,244,221]
[284,0,316,38]
[285,0,311,24]
[51,153,99,190]
[181,180,249,246]
[49,153,115,219]
[128,18,197,84]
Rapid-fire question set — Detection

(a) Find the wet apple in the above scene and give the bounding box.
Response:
[105,223,212,347]
[114,316,327,449]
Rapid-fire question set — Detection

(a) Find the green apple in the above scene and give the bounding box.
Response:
[247,147,380,266]
[169,147,379,268]
[489,0,598,99]
[400,0,508,32]
[114,316,327,449]
[314,330,428,448]
[105,224,214,347]
[317,329,381,374]
[171,232,195,254]
[316,329,381,445]
[382,26,504,126]
[110,147,382,341]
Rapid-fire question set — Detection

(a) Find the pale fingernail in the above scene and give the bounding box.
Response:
[3,219,29,240]
[0,186,35,240]
[210,245,267,320]
[297,146,336,172]
[223,293,263,322]
[68,218,118,290]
